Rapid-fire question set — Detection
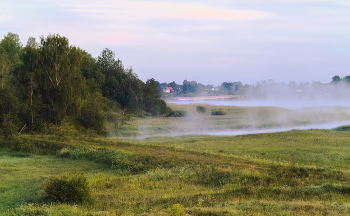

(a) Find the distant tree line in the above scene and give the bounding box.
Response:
[0,32,170,136]
[159,76,350,99]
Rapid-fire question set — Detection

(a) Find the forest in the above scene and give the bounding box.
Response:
[0,32,170,137]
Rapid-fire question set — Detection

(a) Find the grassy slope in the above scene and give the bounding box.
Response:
[1,130,350,215]
[139,130,350,170]
[0,152,109,210]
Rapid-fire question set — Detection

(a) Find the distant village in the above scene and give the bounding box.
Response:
[157,76,350,99]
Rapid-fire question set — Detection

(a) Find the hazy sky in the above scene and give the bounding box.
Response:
[1,0,350,85]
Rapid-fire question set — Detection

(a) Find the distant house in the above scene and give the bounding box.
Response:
[213,87,221,91]
[163,87,174,93]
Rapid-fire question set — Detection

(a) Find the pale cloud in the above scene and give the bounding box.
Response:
[56,1,272,21]
[1,0,350,85]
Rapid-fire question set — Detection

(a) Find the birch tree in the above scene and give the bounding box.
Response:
[36,34,88,123]
[0,51,12,89]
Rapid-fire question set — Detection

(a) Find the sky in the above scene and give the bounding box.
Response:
[1,0,350,86]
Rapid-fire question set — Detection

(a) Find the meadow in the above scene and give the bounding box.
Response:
[1,104,350,215]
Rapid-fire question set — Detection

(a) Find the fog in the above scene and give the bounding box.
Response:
[168,99,350,110]
[122,81,350,139]
[168,80,350,110]
[124,120,350,140]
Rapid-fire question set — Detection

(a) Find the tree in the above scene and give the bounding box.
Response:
[0,50,12,89]
[97,48,144,112]
[35,34,88,123]
[80,49,104,88]
[0,32,22,66]
[343,76,350,83]
[332,75,341,83]
[183,80,188,94]
[18,37,42,130]
[0,88,20,136]
[144,78,169,116]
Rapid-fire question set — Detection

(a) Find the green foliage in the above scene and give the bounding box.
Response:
[332,125,350,132]
[0,51,13,89]
[332,75,342,83]
[0,88,20,137]
[196,105,206,113]
[80,91,107,134]
[98,49,143,111]
[49,121,79,138]
[167,110,188,117]
[80,50,104,89]
[2,113,18,138]
[35,34,88,123]
[211,110,226,115]
[0,32,172,135]
[171,204,186,216]
[144,78,170,116]
[44,171,91,203]
[0,32,22,66]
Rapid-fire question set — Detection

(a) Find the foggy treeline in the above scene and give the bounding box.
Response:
[159,77,350,100]
[0,32,171,136]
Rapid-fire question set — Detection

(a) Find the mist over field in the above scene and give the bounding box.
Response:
[168,99,350,110]
[126,102,350,139]
[167,81,350,110]
[129,120,350,139]
[142,82,350,138]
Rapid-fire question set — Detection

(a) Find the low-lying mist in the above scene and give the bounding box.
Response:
[125,120,350,140]
[168,79,350,109]
[168,99,350,110]
[120,101,350,139]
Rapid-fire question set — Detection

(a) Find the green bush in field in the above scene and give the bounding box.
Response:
[44,171,91,203]
[211,110,226,115]
[171,204,186,216]
[196,106,206,113]
[167,110,188,117]
[332,125,350,132]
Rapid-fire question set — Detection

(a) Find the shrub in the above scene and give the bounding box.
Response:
[211,110,226,115]
[167,111,188,117]
[333,125,350,132]
[49,121,79,137]
[44,171,91,203]
[171,204,186,216]
[196,106,206,113]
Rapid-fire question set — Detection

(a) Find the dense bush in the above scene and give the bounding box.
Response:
[211,110,226,115]
[167,110,188,117]
[44,171,91,203]
[196,105,206,113]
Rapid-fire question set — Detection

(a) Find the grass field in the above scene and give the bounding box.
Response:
[1,105,350,215]
[1,130,350,215]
